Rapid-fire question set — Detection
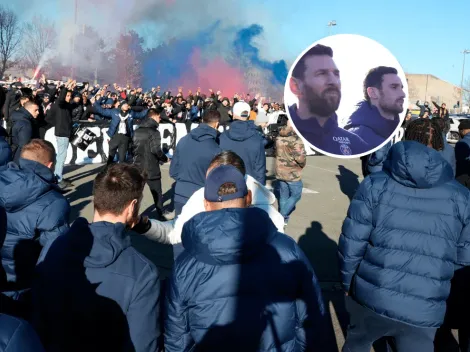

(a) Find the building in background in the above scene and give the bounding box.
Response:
[406,73,468,113]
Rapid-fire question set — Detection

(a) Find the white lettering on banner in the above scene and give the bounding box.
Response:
[43,123,232,165]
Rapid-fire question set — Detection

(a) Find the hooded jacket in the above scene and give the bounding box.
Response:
[46,88,74,138]
[132,118,168,180]
[32,218,161,352]
[170,124,222,204]
[0,126,11,166]
[338,141,470,328]
[0,159,70,294]
[344,101,400,149]
[0,314,45,352]
[10,107,37,163]
[142,175,286,245]
[164,207,326,351]
[219,120,266,185]
[92,103,148,138]
[455,133,470,181]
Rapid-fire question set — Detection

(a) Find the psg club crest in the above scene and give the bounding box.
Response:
[340,143,352,156]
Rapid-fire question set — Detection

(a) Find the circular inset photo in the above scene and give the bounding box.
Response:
[285,34,408,158]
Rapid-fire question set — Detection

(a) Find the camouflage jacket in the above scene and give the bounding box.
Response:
[275,125,306,182]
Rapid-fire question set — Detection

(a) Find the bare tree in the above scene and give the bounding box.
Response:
[463,77,470,108]
[0,6,22,78]
[21,16,57,70]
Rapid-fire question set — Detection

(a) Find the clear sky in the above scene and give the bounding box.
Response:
[14,0,470,87]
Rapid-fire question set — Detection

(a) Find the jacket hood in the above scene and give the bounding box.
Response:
[0,158,57,212]
[71,217,131,268]
[344,101,399,138]
[182,207,277,265]
[190,123,218,142]
[246,175,276,205]
[0,126,7,138]
[383,141,454,189]
[11,107,33,123]
[226,120,256,141]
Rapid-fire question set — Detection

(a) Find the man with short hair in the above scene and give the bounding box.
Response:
[288,44,368,156]
[133,107,169,221]
[32,163,162,352]
[344,66,405,149]
[10,101,40,162]
[0,139,70,301]
[170,109,222,215]
[165,164,326,351]
[219,101,267,185]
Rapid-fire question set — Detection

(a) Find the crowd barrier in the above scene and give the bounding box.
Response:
[1,119,405,165]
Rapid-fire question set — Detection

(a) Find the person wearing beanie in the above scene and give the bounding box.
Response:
[219,101,267,185]
[164,163,326,351]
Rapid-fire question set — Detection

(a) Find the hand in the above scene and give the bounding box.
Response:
[208,88,213,93]
[216,90,221,96]
[88,118,94,122]
[178,86,183,93]
[255,93,260,100]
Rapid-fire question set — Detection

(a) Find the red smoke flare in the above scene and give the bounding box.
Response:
[171,48,246,98]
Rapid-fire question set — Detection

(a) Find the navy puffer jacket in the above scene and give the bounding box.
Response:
[165,207,326,351]
[0,314,44,351]
[339,141,470,328]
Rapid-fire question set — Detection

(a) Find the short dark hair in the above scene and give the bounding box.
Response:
[148,107,164,118]
[21,139,56,165]
[292,44,334,80]
[93,164,147,216]
[404,118,444,151]
[203,110,221,124]
[23,101,38,110]
[363,66,398,102]
[209,151,246,176]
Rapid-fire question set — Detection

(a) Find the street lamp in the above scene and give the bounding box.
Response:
[460,50,470,112]
[327,20,337,36]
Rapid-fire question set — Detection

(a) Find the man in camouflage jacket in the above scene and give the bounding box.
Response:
[275,120,307,225]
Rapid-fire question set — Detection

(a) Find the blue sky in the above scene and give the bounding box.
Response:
[15,0,470,86]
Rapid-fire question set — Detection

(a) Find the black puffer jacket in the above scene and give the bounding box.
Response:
[45,88,73,138]
[132,118,168,180]
[71,104,84,122]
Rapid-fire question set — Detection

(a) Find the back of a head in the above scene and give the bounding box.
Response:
[232,101,251,120]
[148,106,164,119]
[404,119,444,151]
[208,151,246,176]
[203,110,221,124]
[93,164,147,216]
[363,66,398,103]
[20,139,56,166]
[292,44,333,80]
[432,118,450,135]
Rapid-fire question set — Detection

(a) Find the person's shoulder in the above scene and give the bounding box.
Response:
[267,231,302,260]
[119,245,160,280]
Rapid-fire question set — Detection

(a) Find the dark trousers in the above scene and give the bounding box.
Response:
[147,179,163,217]
[108,134,130,165]
[342,297,437,352]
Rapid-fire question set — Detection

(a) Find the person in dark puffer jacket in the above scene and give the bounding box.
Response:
[165,164,326,352]
[0,125,11,166]
[0,139,70,303]
[0,314,45,352]
[339,120,470,351]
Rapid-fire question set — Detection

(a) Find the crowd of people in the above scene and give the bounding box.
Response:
[1,52,470,351]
